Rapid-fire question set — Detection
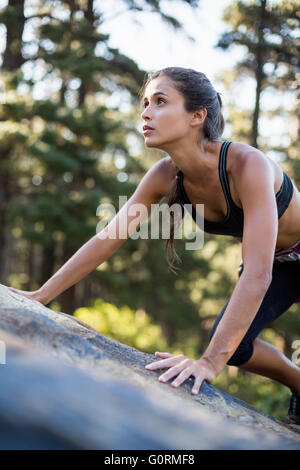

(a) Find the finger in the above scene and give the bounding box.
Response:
[145,355,183,370]
[9,288,24,294]
[158,359,191,383]
[8,288,22,295]
[155,352,174,358]
[171,367,193,388]
[191,375,203,395]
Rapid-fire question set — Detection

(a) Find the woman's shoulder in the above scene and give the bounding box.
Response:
[228,141,284,195]
[142,156,177,200]
[228,141,266,161]
[156,155,178,189]
[228,141,273,175]
[159,155,178,175]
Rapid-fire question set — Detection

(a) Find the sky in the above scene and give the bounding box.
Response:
[0,0,244,101]
[99,0,237,78]
[99,0,246,100]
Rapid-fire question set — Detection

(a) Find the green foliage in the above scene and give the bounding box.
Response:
[74,298,169,353]
[1,0,299,422]
[218,0,299,86]
[216,0,299,149]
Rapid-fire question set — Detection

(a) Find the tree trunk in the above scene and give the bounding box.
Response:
[0,149,13,283]
[39,242,56,287]
[76,276,92,308]
[78,0,96,107]
[25,242,35,290]
[2,0,26,70]
[251,0,267,149]
[58,239,77,314]
[0,0,26,283]
[1,224,14,283]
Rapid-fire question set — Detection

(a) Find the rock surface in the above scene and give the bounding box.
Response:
[0,283,300,450]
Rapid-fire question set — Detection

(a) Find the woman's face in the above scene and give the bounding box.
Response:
[141,75,194,150]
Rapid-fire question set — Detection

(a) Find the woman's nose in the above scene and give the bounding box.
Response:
[141,107,151,121]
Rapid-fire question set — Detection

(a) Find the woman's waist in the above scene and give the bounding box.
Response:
[274,238,300,262]
[238,239,300,269]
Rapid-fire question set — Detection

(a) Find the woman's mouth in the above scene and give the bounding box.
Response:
[143,125,155,134]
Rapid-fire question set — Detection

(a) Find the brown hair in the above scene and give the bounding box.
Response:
[140,67,225,274]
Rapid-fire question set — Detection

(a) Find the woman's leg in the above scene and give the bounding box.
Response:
[210,260,300,391]
[239,338,300,395]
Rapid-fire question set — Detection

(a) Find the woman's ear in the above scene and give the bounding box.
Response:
[190,108,207,127]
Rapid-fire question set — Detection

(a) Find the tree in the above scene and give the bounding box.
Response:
[216,0,299,148]
[0,0,26,282]
[1,0,217,342]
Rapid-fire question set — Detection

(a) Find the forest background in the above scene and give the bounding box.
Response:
[0,0,299,420]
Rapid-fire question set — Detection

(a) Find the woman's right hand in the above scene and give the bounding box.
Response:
[7,287,47,305]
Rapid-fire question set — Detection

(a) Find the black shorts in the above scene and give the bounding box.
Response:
[209,253,300,366]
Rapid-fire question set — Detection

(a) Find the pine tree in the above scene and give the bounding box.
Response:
[1,0,214,344]
[216,0,299,148]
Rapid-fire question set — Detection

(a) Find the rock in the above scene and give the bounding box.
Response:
[0,283,300,450]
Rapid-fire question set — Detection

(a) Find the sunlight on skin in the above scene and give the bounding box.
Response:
[145,351,216,395]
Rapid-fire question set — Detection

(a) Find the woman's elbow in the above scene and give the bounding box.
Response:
[259,270,273,291]
[242,267,272,292]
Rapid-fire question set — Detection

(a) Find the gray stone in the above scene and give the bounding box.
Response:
[0,283,300,450]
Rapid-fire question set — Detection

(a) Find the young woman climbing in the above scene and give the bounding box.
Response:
[8,67,300,424]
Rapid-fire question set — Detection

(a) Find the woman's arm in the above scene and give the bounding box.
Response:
[202,149,278,372]
[145,149,279,393]
[9,157,173,305]
[201,273,272,374]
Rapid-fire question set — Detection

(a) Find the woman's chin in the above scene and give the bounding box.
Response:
[144,138,157,148]
[144,137,164,150]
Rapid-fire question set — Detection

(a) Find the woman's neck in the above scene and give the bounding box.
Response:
[164,138,223,187]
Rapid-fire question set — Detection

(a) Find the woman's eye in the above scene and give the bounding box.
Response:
[143,98,165,108]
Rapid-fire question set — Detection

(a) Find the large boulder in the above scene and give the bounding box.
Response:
[0,283,299,450]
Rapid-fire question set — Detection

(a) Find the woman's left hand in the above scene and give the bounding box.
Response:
[145,352,218,395]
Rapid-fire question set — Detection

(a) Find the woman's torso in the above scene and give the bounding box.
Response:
[167,141,300,252]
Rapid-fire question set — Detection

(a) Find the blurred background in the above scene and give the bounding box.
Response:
[0,0,299,420]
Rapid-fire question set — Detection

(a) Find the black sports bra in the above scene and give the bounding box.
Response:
[178,141,294,237]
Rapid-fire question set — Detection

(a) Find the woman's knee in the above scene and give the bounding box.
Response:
[210,322,254,366]
[226,342,254,367]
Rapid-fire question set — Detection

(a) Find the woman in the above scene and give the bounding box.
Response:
[8,67,300,423]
